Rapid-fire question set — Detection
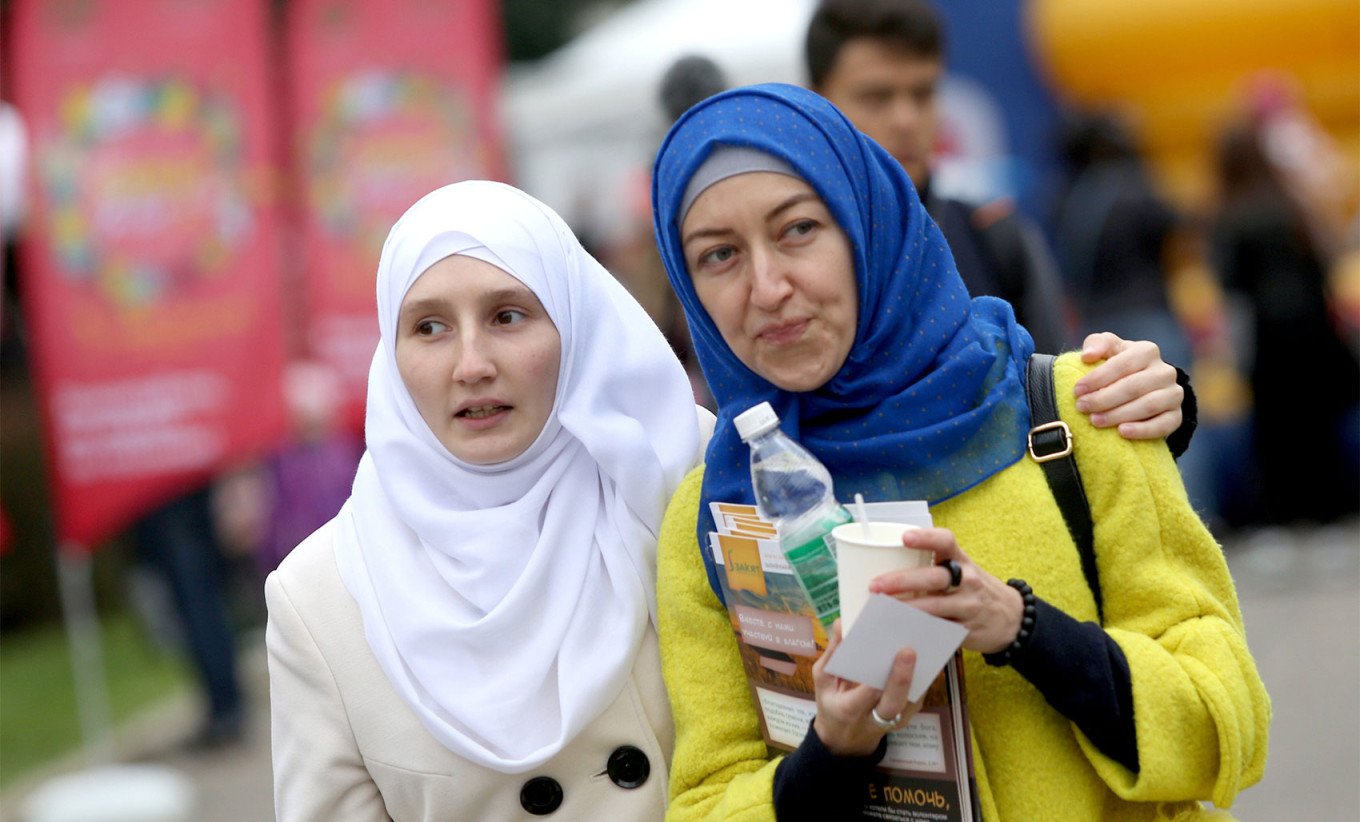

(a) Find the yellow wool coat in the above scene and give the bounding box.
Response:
[657,354,1270,822]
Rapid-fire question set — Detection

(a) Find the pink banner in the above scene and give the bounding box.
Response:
[287,0,508,427]
[11,0,288,548]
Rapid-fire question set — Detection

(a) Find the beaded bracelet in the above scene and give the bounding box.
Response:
[983,579,1036,667]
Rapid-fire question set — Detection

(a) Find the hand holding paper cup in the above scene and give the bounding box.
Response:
[832,521,931,633]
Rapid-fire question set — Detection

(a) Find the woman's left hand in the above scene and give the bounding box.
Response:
[868,527,1023,655]
[1072,332,1183,439]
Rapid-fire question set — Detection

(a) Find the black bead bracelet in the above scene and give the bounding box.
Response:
[983,579,1036,667]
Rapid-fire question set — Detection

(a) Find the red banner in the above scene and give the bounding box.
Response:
[287,0,507,427]
[11,0,288,548]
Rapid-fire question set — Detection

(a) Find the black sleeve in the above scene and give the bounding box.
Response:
[1166,365,1198,460]
[1008,598,1139,773]
[772,720,887,821]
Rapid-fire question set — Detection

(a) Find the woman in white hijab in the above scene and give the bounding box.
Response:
[265,180,709,821]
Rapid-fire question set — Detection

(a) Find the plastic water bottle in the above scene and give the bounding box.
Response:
[735,401,852,628]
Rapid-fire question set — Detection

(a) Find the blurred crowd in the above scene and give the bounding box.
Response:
[1040,80,1360,531]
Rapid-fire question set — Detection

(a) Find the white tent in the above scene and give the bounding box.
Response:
[500,0,817,242]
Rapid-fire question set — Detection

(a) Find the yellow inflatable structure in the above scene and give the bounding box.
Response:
[1028,0,1359,214]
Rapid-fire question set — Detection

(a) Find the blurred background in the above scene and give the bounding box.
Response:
[0,0,1356,819]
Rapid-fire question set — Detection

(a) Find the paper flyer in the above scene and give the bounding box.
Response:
[708,500,981,822]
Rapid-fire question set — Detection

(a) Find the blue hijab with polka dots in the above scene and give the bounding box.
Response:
[652,84,1034,595]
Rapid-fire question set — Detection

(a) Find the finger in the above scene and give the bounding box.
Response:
[1081,374,1182,421]
[1087,385,1183,428]
[897,591,949,619]
[814,620,843,675]
[1114,410,1183,441]
[895,694,927,729]
[872,562,961,598]
[873,647,919,722]
[1075,349,1157,396]
[1074,341,1160,396]
[1077,362,1178,414]
[1078,331,1125,363]
[870,565,940,597]
[824,668,890,718]
[936,558,963,592]
[871,529,966,595]
[901,526,963,559]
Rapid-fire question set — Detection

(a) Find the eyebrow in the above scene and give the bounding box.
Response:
[399,296,447,319]
[479,286,538,306]
[398,287,539,319]
[682,191,823,247]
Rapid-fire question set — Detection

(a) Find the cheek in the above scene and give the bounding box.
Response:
[394,345,419,396]
[694,280,743,344]
[395,346,443,406]
[836,301,859,351]
[817,249,859,335]
[863,114,893,142]
[531,356,558,401]
[917,105,938,137]
[527,336,562,406]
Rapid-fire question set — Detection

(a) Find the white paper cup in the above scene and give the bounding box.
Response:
[832,521,930,633]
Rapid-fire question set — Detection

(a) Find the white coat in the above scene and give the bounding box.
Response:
[266,524,675,822]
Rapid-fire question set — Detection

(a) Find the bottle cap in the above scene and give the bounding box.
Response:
[735,401,779,441]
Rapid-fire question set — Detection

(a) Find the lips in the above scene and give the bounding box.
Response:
[458,404,510,419]
[756,318,810,347]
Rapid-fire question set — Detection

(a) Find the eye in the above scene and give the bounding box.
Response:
[415,319,448,337]
[857,88,892,109]
[493,309,527,326]
[697,245,736,268]
[782,219,820,244]
[415,319,447,336]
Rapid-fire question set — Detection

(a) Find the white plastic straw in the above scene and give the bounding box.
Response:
[854,493,869,538]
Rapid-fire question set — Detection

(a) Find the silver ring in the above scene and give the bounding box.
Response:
[871,707,901,729]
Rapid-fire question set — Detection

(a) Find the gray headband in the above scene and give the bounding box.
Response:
[677,145,801,225]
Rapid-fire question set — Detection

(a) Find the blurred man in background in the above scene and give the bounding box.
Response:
[805,0,1072,354]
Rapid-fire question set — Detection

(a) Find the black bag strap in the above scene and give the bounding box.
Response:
[1025,354,1103,622]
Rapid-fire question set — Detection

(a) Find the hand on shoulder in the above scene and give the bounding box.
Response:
[1072,333,1183,440]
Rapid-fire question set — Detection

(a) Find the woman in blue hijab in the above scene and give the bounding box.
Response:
[651,84,1268,822]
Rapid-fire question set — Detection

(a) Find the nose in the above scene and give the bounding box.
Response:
[748,246,793,311]
[887,95,922,134]
[451,331,496,384]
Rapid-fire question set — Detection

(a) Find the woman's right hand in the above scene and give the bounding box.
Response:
[811,620,923,757]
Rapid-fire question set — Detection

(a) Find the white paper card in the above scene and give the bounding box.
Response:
[859,500,932,529]
[823,593,968,703]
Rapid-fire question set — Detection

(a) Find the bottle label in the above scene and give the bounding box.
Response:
[781,506,853,627]
[785,507,852,556]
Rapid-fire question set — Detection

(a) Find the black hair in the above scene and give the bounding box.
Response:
[658,54,730,124]
[1214,119,1284,203]
[1059,110,1140,173]
[805,0,945,90]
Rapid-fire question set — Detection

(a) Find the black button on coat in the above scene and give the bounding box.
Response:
[520,776,564,815]
[607,745,650,789]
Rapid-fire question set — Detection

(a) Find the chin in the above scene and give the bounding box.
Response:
[764,367,835,394]
[446,440,514,466]
[898,159,927,186]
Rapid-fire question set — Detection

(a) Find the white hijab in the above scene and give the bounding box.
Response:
[333,180,700,773]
